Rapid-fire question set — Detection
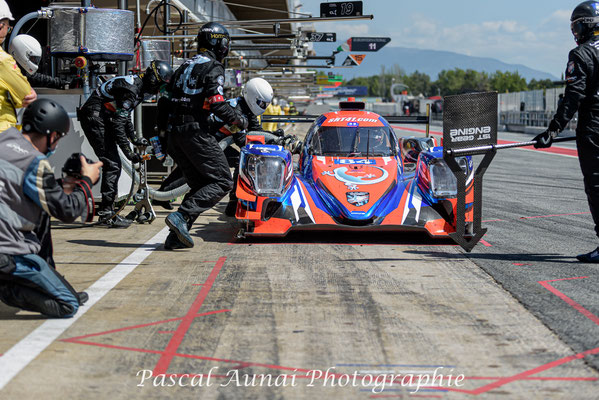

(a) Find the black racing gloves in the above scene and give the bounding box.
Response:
[233,131,246,147]
[272,128,285,137]
[534,120,560,149]
[235,115,249,131]
[533,130,557,148]
[129,153,142,164]
[132,137,149,147]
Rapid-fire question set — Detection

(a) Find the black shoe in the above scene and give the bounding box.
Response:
[576,247,599,263]
[164,231,187,250]
[224,199,237,217]
[77,291,89,305]
[165,212,194,248]
[153,199,174,210]
[97,212,132,228]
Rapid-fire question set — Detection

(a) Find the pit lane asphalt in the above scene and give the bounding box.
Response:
[391,123,599,373]
[310,102,599,372]
[0,106,598,399]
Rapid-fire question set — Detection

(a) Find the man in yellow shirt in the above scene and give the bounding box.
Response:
[0,0,36,131]
[262,97,282,131]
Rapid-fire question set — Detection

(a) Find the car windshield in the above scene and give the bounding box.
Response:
[311,126,395,156]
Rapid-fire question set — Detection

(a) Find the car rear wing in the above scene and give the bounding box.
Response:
[260,114,429,124]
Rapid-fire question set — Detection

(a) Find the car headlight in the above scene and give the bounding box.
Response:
[240,153,288,197]
[429,157,470,198]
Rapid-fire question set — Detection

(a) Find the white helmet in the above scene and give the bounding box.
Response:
[242,77,273,116]
[0,0,14,21]
[9,34,42,75]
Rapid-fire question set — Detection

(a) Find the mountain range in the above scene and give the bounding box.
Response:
[328,46,559,82]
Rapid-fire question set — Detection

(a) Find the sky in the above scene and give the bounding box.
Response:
[297,0,584,78]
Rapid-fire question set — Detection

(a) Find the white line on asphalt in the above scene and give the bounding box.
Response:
[0,227,169,391]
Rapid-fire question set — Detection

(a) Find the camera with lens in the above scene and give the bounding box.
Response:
[62,153,94,179]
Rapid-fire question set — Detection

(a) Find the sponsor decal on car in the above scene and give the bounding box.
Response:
[322,166,389,187]
[346,191,369,206]
[327,117,379,123]
[334,159,376,165]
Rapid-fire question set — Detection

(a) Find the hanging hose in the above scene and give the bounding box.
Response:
[118,136,235,202]
[119,151,189,201]
[55,132,287,228]
[117,132,288,202]
[8,10,47,48]
[135,0,183,45]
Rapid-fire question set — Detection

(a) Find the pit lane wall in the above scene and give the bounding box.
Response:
[342,88,573,135]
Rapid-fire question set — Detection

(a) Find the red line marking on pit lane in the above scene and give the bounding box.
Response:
[153,256,227,376]
[61,258,599,395]
[446,347,599,395]
[61,309,231,343]
[538,276,599,326]
[391,126,578,157]
[513,263,532,266]
[480,239,492,247]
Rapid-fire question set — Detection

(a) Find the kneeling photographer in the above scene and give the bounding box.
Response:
[0,99,102,318]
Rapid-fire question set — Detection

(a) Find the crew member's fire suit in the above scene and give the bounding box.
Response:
[26,70,69,89]
[154,96,261,212]
[166,50,246,226]
[546,38,599,239]
[0,128,93,317]
[78,75,145,212]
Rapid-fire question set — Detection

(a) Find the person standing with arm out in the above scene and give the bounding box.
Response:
[534,1,599,262]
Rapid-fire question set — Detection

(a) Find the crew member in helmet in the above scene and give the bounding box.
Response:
[209,77,274,217]
[153,77,294,219]
[163,22,248,250]
[533,0,599,262]
[78,60,173,227]
[0,99,102,317]
[9,34,70,89]
[0,0,37,132]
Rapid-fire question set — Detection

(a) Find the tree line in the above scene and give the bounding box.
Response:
[344,65,559,99]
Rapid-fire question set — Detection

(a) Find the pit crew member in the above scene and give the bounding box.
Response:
[534,0,599,262]
[78,60,173,226]
[163,22,249,250]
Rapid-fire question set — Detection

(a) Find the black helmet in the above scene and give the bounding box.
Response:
[571,1,599,44]
[142,60,173,92]
[22,99,70,136]
[197,22,230,62]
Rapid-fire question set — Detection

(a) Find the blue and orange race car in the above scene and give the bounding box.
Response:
[234,101,474,240]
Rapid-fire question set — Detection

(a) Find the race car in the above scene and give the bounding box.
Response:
[234,101,474,240]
